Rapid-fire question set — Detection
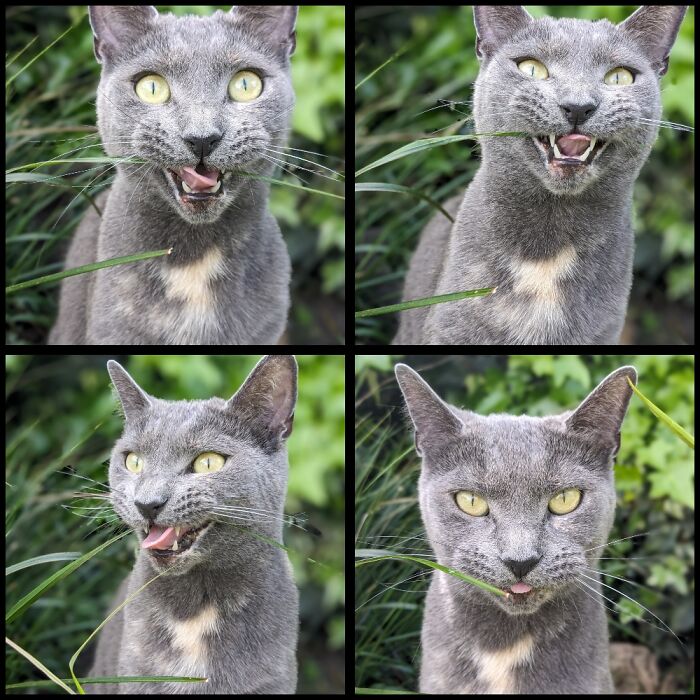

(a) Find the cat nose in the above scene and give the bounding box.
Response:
[560,100,598,126]
[502,555,542,580]
[135,496,168,521]
[183,133,223,160]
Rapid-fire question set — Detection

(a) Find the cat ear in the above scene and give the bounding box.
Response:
[107,360,152,420]
[618,6,687,76]
[88,6,159,64]
[566,366,637,459]
[473,6,532,60]
[226,355,298,450]
[394,364,464,457]
[229,6,298,58]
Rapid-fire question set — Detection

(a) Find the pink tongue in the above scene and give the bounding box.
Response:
[142,525,179,550]
[556,134,591,157]
[177,166,220,192]
[510,582,532,594]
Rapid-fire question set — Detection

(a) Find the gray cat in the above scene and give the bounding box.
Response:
[49,6,297,345]
[395,363,637,694]
[88,355,299,693]
[394,6,687,345]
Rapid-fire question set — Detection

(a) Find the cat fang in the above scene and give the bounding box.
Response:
[533,133,608,168]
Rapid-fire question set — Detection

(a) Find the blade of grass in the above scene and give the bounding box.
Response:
[355,41,411,91]
[355,182,454,221]
[627,377,694,448]
[5,531,130,624]
[355,287,496,319]
[355,132,525,177]
[6,248,172,294]
[354,552,507,598]
[5,637,75,694]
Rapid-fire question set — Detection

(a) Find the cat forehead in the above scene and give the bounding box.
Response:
[104,12,287,72]
[496,17,641,65]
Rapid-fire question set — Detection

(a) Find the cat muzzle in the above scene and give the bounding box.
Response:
[169,166,224,199]
[141,521,211,556]
[534,133,607,166]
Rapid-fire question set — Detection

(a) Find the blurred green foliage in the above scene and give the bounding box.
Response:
[356,354,693,692]
[355,6,694,345]
[6,354,345,693]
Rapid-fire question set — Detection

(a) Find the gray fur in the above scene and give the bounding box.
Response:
[49,6,298,345]
[395,363,637,694]
[89,355,299,693]
[394,5,687,345]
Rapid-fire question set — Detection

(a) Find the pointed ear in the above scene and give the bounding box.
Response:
[229,5,298,58]
[394,364,464,456]
[89,6,158,64]
[226,355,298,452]
[107,360,152,420]
[566,366,637,459]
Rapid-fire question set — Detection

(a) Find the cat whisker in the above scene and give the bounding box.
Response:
[577,570,683,646]
[262,146,344,179]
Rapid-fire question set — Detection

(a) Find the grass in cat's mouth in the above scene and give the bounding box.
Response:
[168,166,224,200]
[534,133,607,166]
[143,521,211,557]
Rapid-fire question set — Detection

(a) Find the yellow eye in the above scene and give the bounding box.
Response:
[125,453,143,474]
[455,491,489,517]
[135,74,170,104]
[548,488,582,515]
[228,71,263,102]
[604,67,634,86]
[193,452,226,474]
[517,59,549,80]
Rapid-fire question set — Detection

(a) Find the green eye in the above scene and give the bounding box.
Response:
[548,488,582,515]
[125,453,143,474]
[517,59,549,80]
[604,67,634,86]
[135,74,170,104]
[228,71,263,102]
[193,452,226,473]
[455,490,489,517]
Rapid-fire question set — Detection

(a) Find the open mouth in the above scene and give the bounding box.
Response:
[168,166,224,201]
[533,133,607,167]
[141,521,211,557]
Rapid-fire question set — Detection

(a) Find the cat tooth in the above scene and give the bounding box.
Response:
[548,134,556,148]
[144,526,148,534]
[175,527,181,537]
[171,539,179,551]
[182,180,193,194]
[207,180,221,193]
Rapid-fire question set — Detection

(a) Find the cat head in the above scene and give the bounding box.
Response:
[89,5,297,224]
[395,364,637,615]
[107,355,297,576]
[472,5,687,195]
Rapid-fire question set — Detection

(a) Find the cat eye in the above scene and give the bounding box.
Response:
[125,452,144,474]
[455,491,489,517]
[517,59,549,80]
[193,452,226,474]
[228,71,263,102]
[604,67,634,86]
[135,74,170,104]
[548,488,582,515]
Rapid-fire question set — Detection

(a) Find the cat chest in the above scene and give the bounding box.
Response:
[467,634,535,694]
[131,604,222,686]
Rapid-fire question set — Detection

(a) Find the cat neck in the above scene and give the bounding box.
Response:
[100,173,273,265]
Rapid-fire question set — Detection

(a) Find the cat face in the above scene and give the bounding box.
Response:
[89,6,297,224]
[107,356,297,576]
[473,6,685,195]
[396,364,636,616]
